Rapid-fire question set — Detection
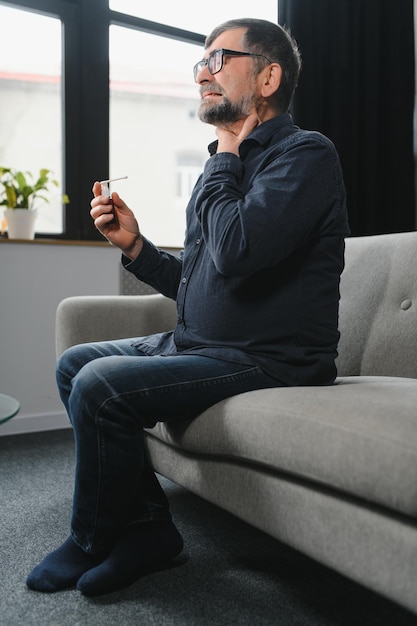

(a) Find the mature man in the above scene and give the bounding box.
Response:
[27,18,349,596]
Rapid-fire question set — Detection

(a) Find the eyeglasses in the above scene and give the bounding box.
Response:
[193,48,272,81]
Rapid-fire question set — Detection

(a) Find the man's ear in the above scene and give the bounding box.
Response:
[260,63,282,98]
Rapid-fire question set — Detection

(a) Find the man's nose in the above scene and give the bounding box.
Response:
[195,64,213,84]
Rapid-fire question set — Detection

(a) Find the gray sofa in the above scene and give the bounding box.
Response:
[56,231,417,614]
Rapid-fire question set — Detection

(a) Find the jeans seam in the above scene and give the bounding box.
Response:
[98,365,262,408]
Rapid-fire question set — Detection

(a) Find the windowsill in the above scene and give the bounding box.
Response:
[0,235,180,253]
[0,236,112,247]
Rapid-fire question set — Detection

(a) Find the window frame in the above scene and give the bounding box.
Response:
[0,0,81,238]
[1,0,206,240]
[2,1,279,240]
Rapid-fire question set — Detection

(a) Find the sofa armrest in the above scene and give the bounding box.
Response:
[55,294,177,356]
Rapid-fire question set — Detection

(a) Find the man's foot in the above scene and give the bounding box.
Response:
[26,536,104,592]
[76,519,184,596]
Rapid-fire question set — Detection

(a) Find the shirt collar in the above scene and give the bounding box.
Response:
[207,112,294,157]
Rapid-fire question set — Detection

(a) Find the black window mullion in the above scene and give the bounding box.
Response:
[77,0,110,240]
[62,1,81,240]
[110,11,205,45]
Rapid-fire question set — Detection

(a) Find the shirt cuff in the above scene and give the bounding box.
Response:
[203,152,243,181]
[121,237,161,277]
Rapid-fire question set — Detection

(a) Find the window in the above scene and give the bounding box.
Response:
[109,0,278,33]
[177,154,205,200]
[109,1,278,247]
[1,1,278,242]
[109,28,213,247]
[0,3,64,234]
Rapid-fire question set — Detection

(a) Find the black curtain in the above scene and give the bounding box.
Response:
[279,0,416,236]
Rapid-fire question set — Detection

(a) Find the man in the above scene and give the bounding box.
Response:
[27,18,349,596]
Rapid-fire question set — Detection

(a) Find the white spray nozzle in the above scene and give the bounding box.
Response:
[99,176,128,197]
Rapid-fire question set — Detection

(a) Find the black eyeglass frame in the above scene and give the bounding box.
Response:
[193,48,273,81]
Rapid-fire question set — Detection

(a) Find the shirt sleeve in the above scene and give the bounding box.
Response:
[122,237,183,300]
[195,132,348,277]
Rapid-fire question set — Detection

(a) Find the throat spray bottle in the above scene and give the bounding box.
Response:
[99,176,128,224]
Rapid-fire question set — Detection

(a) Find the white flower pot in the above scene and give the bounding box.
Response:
[4,209,37,240]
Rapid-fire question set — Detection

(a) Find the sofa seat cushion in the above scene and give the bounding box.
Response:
[147,376,417,519]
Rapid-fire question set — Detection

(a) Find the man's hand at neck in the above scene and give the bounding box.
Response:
[215,113,260,155]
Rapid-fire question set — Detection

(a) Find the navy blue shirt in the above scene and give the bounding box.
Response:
[123,113,350,385]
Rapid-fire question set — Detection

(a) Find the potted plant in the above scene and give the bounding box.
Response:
[0,167,69,240]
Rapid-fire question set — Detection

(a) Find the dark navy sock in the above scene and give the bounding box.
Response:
[26,536,104,592]
[76,519,184,596]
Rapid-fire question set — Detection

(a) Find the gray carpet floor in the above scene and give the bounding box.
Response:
[1,429,416,626]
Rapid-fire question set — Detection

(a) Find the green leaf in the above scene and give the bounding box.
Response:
[0,166,70,209]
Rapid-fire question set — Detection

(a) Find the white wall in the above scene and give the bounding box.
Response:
[0,241,120,436]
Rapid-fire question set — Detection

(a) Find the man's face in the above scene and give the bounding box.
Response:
[196,28,262,126]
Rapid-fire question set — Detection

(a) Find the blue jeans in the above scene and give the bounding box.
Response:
[56,338,280,554]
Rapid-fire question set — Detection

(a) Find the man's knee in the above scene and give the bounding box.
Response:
[56,345,82,389]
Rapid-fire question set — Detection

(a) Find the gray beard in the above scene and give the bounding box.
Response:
[198,94,256,125]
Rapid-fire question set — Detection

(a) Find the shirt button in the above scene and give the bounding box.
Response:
[182,277,187,284]
[196,238,201,245]
[401,299,412,310]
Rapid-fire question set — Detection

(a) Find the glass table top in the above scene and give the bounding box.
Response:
[0,393,20,424]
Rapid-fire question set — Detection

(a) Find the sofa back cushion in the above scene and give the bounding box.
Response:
[336,231,417,378]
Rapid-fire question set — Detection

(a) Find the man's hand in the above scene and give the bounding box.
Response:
[215,114,260,155]
[90,181,143,260]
